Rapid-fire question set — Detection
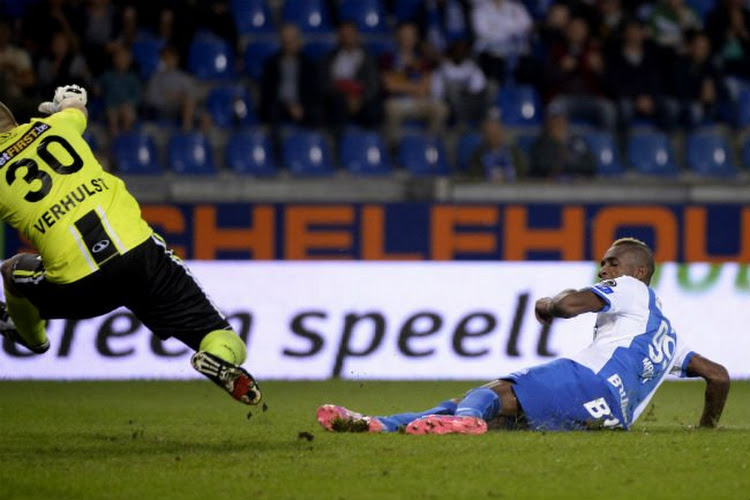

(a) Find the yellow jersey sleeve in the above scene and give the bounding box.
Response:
[0,111,153,283]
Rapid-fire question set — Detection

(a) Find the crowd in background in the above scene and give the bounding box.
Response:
[1,0,749,180]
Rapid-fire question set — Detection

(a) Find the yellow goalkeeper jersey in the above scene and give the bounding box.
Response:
[0,108,152,283]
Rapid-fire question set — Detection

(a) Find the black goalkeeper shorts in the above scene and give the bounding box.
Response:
[7,234,231,350]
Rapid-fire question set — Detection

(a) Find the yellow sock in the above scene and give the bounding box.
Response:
[199,329,247,365]
[4,289,47,348]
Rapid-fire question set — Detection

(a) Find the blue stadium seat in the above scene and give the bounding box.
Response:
[281,0,332,33]
[340,130,391,175]
[496,85,542,127]
[131,36,165,80]
[231,0,275,35]
[685,0,715,21]
[243,39,280,80]
[302,39,336,62]
[583,131,624,176]
[167,132,216,174]
[398,134,450,176]
[206,85,256,128]
[515,133,537,156]
[734,86,750,128]
[83,130,98,153]
[455,131,482,172]
[394,0,422,21]
[627,131,679,176]
[339,0,388,33]
[742,137,750,168]
[112,133,161,175]
[685,131,738,177]
[282,131,335,175]
[187,35,235,80]
[226,130,278,176]
[365,38,396,59]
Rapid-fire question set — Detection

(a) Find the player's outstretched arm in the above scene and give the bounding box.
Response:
[685,353,730,428]
[38,84,88,118]
[535,288,606,324]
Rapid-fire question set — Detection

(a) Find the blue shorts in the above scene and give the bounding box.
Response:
[504,358,625,431]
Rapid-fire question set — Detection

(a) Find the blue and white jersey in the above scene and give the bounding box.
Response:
[566,276,695,428]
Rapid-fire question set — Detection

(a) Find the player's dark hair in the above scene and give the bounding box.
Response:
[612,237,655,283]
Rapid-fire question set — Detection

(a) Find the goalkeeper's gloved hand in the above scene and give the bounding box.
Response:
[38,84,88,115]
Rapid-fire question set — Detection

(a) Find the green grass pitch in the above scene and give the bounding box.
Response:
[0,380,748,500]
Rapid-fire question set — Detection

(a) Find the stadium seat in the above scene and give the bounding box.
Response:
[111,133,161,175]
[515,133,537,156]
[231,0,274,35]
[167,132,216,175]
[685,131,738,177]
[627,131,679,176]
[365,38,396,59]
[742,138,750,169]
[583,131,624,176]
[281,0,332,33]
[685,0,715,21]
[339,0,388,33]
[393,0,422,21]
[302,39,336,62]
[398,134,450,176]
[339,130,391,175]
[187,35,235,80]
[131,36,165,80]
[205,85,256,128]
[455,131,482,172]
[496,85,542,127]
[282,131,335,176]
[226,130,278,176]
[243,39,280,80]
[734,86,750,129]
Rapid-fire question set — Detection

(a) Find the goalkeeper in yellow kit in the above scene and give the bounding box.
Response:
[0,85,262,406]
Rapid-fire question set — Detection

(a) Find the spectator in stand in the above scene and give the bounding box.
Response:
[37,31,92,99]
[414,0,473,61]
[98,44,141,134]
[320,21,382,131]
[0,21,37,123]
[470,0,534,83]
[605,18,679,130]
[82,0,119,75]
[595,0,627,48]
[431,39,489,126]
[543,16,616,131]
[20,0,84,58]
[648,0,702,54]
[260,24,320,130]
[468,116,523,181]
[195,1,238,54]
[151,7,195,64]
[672,31,724,127]
[705,0,750,79]
[112,5,139,49]
[539,3,571,49]
[528,103,596,179]
[382,22,448,142]
[144,45,198,132]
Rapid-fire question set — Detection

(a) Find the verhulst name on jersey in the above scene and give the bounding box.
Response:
[33,177,111,234]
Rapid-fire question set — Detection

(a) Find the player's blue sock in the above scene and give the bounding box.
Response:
[376,400,458,432]
[455,388,501,420]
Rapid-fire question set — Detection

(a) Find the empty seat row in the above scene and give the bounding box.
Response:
[232,0,391,36]
[111,129,447,176]
[111,128,746,178]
